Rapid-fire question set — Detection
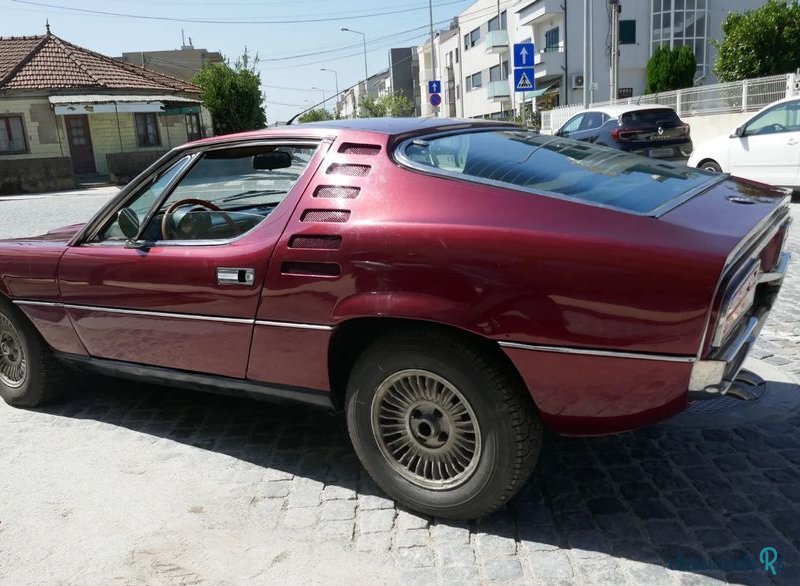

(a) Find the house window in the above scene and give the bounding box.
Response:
[489,64,502,82]
[0,115,27,154]
[135,113,160,147]
[455,47,459,63]
[620,20,636,45]
[545,28,560,52]
[469,72,482,90]
[468,28,480,48]
[185,113,202,142]
[487,11,507,32]
[502,60,509,78]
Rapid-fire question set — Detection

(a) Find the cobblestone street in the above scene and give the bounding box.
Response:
[1,191,799,585]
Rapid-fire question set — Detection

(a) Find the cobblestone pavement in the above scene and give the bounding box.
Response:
[1,193,799,585]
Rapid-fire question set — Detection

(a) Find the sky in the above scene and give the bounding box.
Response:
[2,0,476,122]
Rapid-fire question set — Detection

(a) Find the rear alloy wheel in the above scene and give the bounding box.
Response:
[346,331,542,519]
[0,298,67,407]
[700,160,723,173]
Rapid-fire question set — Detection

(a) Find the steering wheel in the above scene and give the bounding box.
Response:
[160,199,239,240]
[771,123,787,133]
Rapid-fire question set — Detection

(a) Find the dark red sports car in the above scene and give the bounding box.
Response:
[0,118,791,519]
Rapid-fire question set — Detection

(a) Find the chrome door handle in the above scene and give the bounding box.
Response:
[787,139,798,145]
[217,267,255,286]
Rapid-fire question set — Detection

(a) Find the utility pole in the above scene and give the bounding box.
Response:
[609,0,620,103]
[583,0,589,108]
[589,0,594,103]
[429,0,438,117]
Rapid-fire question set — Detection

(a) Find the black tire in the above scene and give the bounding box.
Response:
[700,160,723,173]
[345,330,543,519]
[0,297,68,407]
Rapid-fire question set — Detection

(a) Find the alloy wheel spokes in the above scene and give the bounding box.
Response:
[0,316,27,389]
[371,369,482,490]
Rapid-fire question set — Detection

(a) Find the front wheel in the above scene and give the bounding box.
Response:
[345,331,542,519]
[0,298,67,407]
[700,160,723,173]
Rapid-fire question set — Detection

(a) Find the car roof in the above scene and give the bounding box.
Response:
[189,117,519,147]
[582,104,677,117]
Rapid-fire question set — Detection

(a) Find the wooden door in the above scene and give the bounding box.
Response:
[64,115,96,175]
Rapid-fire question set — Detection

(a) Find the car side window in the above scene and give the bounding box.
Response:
[745,102,800,136]
[559,114,584,136]
[98,155,192,241]
[99,143,318,243]
[579,112,604,131]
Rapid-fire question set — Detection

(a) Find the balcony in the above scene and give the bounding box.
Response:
[485,30,509,54]
[534,47,565,80]
[517,0,563,26]
[487,80,510,101]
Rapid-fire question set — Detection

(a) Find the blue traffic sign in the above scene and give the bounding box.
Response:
[514,68,535,93]
[428,80,441,94]
[513,43,535,68]
[430,93,442,107]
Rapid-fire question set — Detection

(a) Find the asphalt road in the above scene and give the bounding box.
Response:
[1,189,799,585]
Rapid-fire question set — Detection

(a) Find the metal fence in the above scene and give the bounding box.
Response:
[541,73,796,133]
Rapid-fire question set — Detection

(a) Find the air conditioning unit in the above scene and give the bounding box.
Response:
[572,74,584,89]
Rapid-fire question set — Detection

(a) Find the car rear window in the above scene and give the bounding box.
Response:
[620,108,681,126]
[398,130,715,215]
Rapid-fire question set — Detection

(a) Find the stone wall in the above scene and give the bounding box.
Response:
[0,157,75,195]
[106,150,167,184]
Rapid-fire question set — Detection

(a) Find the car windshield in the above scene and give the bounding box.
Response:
[400,130,716,215]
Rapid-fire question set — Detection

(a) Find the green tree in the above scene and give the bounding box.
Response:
[714,0,800,82]
[298,108,334,123]
[193,47,267,134]
[359,91,416,118]
[645,45,697,94]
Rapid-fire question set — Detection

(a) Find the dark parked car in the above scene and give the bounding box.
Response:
[0,118,790,519]
[556,105,693,160]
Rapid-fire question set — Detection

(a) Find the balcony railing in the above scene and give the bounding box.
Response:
[487,80,510,100]
[534,47,565,79]
[517,0,563,26]
[485,30,509,54]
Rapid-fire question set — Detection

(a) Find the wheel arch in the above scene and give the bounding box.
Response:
[697,158,722,171]
[327,316,531,411]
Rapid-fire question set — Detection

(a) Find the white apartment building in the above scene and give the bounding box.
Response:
[415,0,766,120]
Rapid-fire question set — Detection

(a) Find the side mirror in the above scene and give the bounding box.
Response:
[118,208,140,239]
[731,125,745,138]
[253,151,292,171]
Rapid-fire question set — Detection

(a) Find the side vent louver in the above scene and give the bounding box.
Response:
[338,143,381,156]
[281,261,341,277]
[301,210,351,223]
[314,185,360,199]
[289,235,342,250]
[327,163,370,177]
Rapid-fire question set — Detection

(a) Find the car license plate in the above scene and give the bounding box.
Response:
[649,147,674,158]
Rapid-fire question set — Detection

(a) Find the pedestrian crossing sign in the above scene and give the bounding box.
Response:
[514,68,535,92]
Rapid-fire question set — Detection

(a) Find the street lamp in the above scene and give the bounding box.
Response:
[311,86,326,110]
[341,27,368,83]
[320,68,340,118]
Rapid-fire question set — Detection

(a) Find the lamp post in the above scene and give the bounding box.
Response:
[341,27,368,83]
[311,86,327,110]
[320,68,339,116]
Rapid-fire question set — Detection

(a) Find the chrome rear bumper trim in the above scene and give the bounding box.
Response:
[498,341,696,363]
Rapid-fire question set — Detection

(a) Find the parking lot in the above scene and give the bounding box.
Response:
[1,189,800,585]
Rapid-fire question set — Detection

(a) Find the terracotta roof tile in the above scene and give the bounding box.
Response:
[0,33,199,94]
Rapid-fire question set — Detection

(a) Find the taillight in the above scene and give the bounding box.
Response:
[610,127,638,141]
[713,261,760,347]
[677,123,690,136]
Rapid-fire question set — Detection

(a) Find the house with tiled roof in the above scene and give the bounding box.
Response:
[0,28,212,193]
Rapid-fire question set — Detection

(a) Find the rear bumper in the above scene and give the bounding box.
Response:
[689,251,790,395]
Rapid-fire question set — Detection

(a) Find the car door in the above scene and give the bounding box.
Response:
[58,139,327,379]
[729,100,800,187]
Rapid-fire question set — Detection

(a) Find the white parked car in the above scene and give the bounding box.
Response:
[688,96,800,190]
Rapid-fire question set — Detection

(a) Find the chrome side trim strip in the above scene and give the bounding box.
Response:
[255,320,334,331]
[62,304,255,325]
[498,341,696,363]
[13,299,335,331]
[13,300,60,308]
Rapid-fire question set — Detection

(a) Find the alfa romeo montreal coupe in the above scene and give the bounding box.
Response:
[0,118,790,519]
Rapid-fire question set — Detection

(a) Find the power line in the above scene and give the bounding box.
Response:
[10,0,469,25]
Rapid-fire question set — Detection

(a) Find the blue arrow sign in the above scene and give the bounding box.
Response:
[513,43,535,68]
[514,68,535,92]
[428,80,441,94]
